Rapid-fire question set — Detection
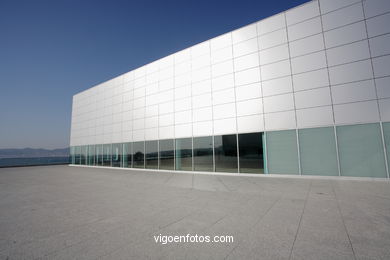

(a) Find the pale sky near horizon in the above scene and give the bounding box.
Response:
[0,0,308,149]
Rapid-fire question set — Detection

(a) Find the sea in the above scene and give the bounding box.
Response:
[0,157,70,167]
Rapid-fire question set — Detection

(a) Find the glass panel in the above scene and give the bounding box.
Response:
[70,146,75,164]
[239,133,263,173]
[193,136,213,172]
[266,130,299,174]
[103,144,112,167]
[112,143,122,167]
[159,139,174,170]
[75,146,81,164]
[337,123,387,178]
[96,144,103,166]
[80,146,88,165]
[146,141,158,169]
[214,135,238,173]
[87,145,95,166]
[123,143,132,168]
[383,122,390,172]
[133,141,145,168]
[299,127,338,176]
[175,138,192,171]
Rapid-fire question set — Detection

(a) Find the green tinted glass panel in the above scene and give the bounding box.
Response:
[159,139,174,170]
[193,136,213,172]
[103,144,112,166]
[123,143,132,168]
[266,130,299,175]
[112,143,122,167]
[87,145,95,166]
[384,122,390,172]
[337,123,386,178]
[214,135,238,173]
[299,127,338,176]
[70,147,75,164]
[146,141,158,169]
[81,146,88,165]
[96,144,103,166]
[175,138,192,171]
[75,146,81,164]
[133,142,145,168]
[238,133,263,174]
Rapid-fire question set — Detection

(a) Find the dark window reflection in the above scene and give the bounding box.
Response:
[88,145,95,166]
[146,141,158,169]
[123,143,132,168]
[96,144,103,166]
[112,143,122,167]
[194,136,213,171]
[159,139,174,170]
[103,144,112,166]
[75,146,81,165]
[80,146,88,165]
[214,135,238,173]
[175,138,192,171]
[238,133,264,173]
[133,141,145,168]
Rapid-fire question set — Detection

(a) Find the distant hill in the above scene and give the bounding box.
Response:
[0,148,69,158]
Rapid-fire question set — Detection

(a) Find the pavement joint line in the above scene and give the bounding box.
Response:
[223,194,283,260]
[215,175,233,192]
[331,181,357,260]
[288,180,312,260]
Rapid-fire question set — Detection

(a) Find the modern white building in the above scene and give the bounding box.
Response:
[70,0,390,178]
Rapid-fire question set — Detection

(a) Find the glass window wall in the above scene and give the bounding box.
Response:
[299,127,338,176]
[337,123,387,178]
[133,141,145,168]
[214,135,238,173]
[87,145,95,166]
[112,143,122,167]
[96,144,103,166]
[123,142,132,168]
[159,139,174,170]
[193,136,213,172]
[103,144,112,166]
[175,138,192,171]
[146,141,158,169]
[383,122,390,172]
[238,133,263,173]
[81,146,88,165]
[266,130,299,174]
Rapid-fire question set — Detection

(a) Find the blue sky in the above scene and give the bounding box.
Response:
[0,0,308,149]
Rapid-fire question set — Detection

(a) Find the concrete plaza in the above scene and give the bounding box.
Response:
[0,165,390,259]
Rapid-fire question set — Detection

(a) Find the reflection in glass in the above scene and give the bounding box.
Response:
[103,144,112,166]
[112,143,122,167]
[384,122,390,171]
[267,130,299,174]
[193,136,213,171]
[146,141,158,169]
[96,144,103,166]
[214,135,238,173]
[70,147,75,164]
[133,141,145,168]
[87,145,95,166]
[123,143,132,168]
[175,138,192,171]
[80,146,88,165]
[239,133,263,173]
[337,123,386,177]
[74,146,81,164]
[159,139,174,170]
[299,127,338,176]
